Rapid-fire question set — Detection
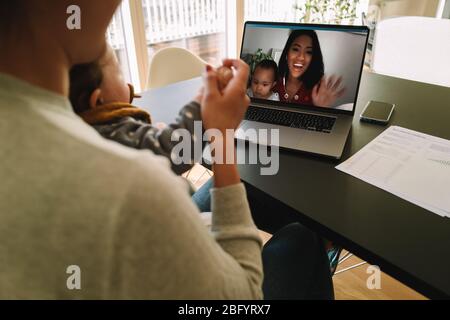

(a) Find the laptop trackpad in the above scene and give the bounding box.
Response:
[236,120,302,147]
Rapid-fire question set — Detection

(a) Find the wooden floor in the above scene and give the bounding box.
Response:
[186,164,427,300]
[257,229,427,300]
[332,250,426,300]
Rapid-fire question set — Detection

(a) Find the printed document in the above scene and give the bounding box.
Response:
[336,126,450,218]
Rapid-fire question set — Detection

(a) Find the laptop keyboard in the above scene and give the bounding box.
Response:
[245,106,336,133]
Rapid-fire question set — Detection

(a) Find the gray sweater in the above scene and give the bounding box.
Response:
[0,73,263,299]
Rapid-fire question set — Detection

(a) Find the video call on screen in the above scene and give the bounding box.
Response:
[241,24,368,112]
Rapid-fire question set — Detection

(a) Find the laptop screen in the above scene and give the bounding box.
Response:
[240,22,369,114]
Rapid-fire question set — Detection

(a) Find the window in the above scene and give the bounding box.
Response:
[245,0,369,24]
[107,0,229,92]
[141,0,227,66]
[107,5,133,85]
[106,0,372,93]
[245,0,304,22]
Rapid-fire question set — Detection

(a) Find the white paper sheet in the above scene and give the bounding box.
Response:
[336,126,450,218]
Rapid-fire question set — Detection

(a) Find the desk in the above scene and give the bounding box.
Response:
[135,71,450,299]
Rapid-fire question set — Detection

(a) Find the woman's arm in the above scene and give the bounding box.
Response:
[109,59,263,299]
[109,153,263,299]
[201,60,251,188]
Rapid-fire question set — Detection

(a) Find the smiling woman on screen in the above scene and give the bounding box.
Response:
[274,29,346,108]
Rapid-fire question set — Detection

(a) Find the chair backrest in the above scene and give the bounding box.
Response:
[146,47,206,89]
[372,16,450,87]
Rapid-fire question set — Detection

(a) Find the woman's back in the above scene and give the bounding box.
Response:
[0,73,263,299]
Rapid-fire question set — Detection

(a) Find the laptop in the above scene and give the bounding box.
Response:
[236,21,370,159]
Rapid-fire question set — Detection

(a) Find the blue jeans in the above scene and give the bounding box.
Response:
[191,178,214,212]
[192,178,334,300]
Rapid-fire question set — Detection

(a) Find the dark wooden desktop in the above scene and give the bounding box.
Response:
[135,71,450,299]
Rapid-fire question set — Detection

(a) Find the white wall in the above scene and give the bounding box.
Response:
[242,27,290,58]
[317,30,367,106]
[241,27,368,108]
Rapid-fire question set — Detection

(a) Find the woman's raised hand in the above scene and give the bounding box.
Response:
[201,59,251,133]
[312,75,346,108]
[200,59,250,188]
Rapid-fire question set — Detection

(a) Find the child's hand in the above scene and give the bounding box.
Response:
[217,66,234,92]
[194,65,232,104]
[154,122,167,130]
[201,59,250,134]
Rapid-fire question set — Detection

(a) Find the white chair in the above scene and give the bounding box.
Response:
[146,47,211,182]
[146,47,207,89]
[372,16,450,87]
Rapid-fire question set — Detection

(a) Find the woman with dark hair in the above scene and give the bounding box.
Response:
[0,0,333,300]
[274,29,345,107]
[0,0,261,299]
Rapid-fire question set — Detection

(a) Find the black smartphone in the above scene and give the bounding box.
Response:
[360,100,395,125]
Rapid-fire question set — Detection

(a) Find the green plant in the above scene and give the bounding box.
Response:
[294,0,360,24]
[242,48,274,75]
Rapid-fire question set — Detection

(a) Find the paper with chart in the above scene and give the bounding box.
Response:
[336,126,450,218]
